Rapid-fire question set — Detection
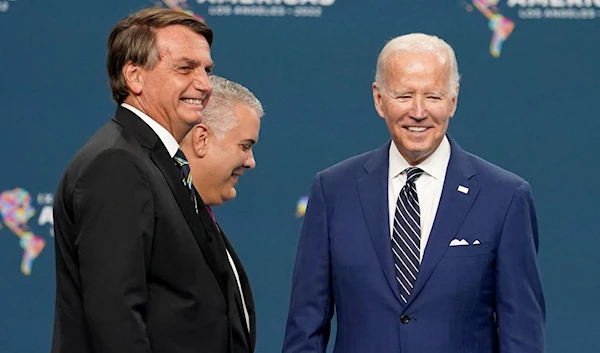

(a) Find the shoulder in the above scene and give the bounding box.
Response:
[465,151,528,191]
[321,150,374,176]
[60,121,150,191]
[449,137,528,193]
[318,144,386,182]
[453,148,534,207]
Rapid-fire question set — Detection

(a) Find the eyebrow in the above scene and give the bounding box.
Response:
[174,57,215,70]
[391,89,445,96]
[241,138,257,145]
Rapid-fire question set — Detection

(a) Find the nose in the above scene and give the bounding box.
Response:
[192,69,212,99]
[244,150,256,170]
[410,95,427,120]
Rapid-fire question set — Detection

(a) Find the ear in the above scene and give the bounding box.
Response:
[449,83,460,118]
[122,61,143,95]
[192,124,209,158]
[372,82,385,119]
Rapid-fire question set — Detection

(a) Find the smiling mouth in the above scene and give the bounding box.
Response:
[181,98,204,106]
[406,126,428,132]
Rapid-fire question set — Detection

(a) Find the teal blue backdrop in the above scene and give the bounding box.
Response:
[1,0,599,352]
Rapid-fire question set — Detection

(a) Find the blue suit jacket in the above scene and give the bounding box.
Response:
[283,137,545,353]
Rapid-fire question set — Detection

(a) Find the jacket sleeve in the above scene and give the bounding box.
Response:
[74,149,154,353]
[495,181,546,353]
[283,173,335,353]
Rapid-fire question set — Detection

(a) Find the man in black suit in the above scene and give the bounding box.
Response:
[180,74,263,352]
[52,8,254,353]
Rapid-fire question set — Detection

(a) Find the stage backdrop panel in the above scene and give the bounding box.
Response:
[1,1,598,352]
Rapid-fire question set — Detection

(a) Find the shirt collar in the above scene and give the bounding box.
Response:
[121,103,180,158]
[388,135,451,182]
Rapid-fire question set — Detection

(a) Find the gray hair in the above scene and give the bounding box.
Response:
[202,75,264,138]
[375,33,460,97]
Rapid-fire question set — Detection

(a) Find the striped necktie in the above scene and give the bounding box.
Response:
[392,167,424,303]
[173,149,198,214]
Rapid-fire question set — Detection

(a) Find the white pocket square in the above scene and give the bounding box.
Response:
[472,240,481,245]
[449,238,469,246]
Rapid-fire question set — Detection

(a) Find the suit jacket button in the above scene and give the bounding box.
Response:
[400,314,411,324]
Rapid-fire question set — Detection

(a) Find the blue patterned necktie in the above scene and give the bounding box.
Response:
[173,149,198,214]
[392,167,424,303]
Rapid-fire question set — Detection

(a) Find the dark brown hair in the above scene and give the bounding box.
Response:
[107,7,213,103]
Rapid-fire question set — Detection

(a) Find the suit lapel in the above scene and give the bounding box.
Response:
[112,107,230,302]
[153,145,229,290]
[406,137,479,305]
[357,142,404,303]
[221,230,256,351]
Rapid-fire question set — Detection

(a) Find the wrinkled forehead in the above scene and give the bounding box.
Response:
[386,51,449,74]
[154,25,212,59]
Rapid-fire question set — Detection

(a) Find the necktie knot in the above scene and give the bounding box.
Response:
[173,149,197,213]
[173,149,192,188]
[405,167,424,184]
[173,149,189,167]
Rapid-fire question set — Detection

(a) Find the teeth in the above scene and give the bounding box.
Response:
[182,98,203,105]
[407,127,427,132]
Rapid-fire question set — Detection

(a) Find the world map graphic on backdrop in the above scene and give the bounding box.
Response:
[0,188,54,276]
[506,0,600,19]
[463,0,600,57]
[464,0,516,57]
[295,196,308,218]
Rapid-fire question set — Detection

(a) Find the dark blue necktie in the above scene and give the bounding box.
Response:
[392,167,424,303]
[173,149,198,214]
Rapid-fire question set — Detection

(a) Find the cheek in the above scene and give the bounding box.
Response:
[387,115,407,132]
[221,157,242,178]
[166,79,190,99]
[231,151,247,167]
[385,103,409,120]
[218,164,233,180]
[430,110,452,126]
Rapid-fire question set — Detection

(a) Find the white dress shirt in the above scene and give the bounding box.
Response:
[122,103,179,157]
[121,103,250,332]
[388,136,451,262]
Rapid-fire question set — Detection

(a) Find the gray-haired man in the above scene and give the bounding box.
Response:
[180,75,264,352]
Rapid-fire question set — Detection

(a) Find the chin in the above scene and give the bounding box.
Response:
[222,189,237,202]
[223,195,236,202]
[405,139,435,152]
[179,111,203,125]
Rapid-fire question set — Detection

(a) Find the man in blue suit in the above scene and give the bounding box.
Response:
[283,33,545,353]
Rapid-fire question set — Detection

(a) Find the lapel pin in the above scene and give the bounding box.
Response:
[457,185,469,194]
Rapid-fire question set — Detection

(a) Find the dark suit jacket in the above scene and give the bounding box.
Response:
[51,107,255,353]
[283,137,545,353]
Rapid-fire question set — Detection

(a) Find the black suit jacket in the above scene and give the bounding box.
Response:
[51,107,255,353]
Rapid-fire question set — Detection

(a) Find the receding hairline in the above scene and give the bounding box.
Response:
[379,33,454,64]
[375,33,460,95]
[154,25,213,57]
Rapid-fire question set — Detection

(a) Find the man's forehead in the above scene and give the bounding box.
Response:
[231,112,260,138]
[155,24,204,39]
[154,26,211,54]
